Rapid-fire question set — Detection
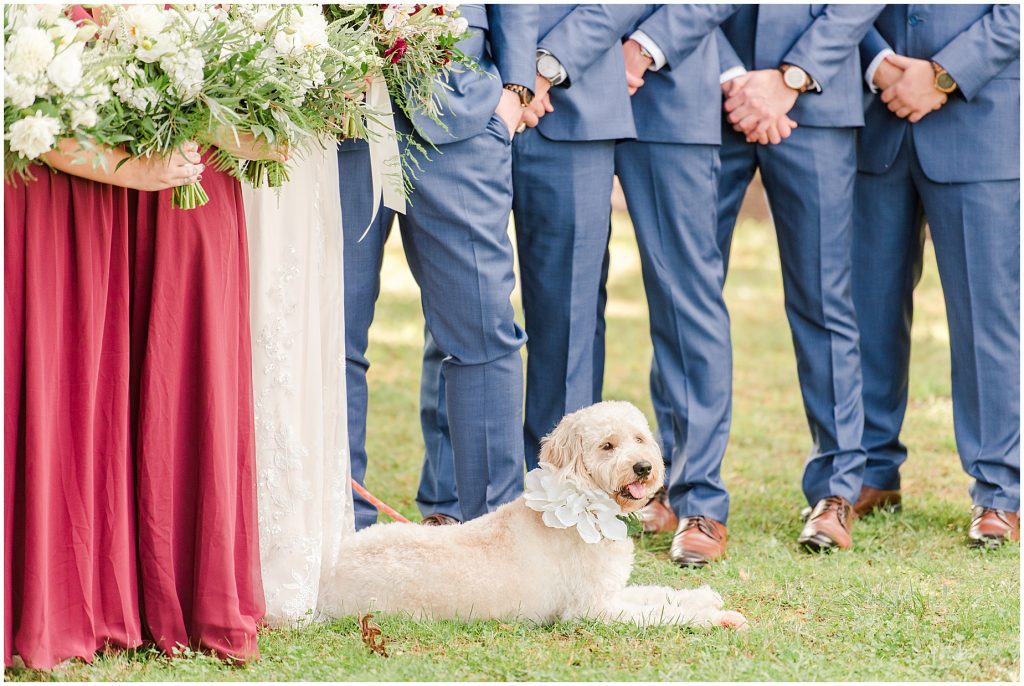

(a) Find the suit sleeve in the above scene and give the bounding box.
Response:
[859,25,892,68]
[487,3,539,91]
[635,4,740,69]
[931,4,1020,101]
[537,4,651,85]
[716,27,743,74]
[782,4,885,91]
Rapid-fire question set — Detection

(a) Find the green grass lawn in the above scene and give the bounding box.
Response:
[7,207,1019,681]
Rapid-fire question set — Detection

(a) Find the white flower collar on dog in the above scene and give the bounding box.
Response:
[523,463,628,543]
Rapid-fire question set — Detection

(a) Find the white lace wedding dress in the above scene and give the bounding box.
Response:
[244,141,355,626]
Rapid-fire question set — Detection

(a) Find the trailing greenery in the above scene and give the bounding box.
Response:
[6,212,1018,682]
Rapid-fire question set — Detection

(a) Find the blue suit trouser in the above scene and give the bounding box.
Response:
[712,124,867,506]
[616,141,733,524]
[339,111,526,527]
[852,133,1020,511]
[416,129,616,511]
[512,129,618,467]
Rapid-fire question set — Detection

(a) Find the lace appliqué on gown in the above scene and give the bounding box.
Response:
[245,142,354,627]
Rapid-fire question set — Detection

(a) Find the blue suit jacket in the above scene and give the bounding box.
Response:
[533,4,648,141]
[627,4,739,145]
[859,4,1020,182]
[412,3,538,145]
[718,4,884,128]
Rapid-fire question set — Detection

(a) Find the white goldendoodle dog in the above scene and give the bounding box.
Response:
[323,401,748,629]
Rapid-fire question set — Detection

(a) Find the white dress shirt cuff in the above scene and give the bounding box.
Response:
[630,31,667,72]
[720,66,747,85]
[865,48,895,93]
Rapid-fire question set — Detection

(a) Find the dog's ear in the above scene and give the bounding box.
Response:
[539,415,585,473]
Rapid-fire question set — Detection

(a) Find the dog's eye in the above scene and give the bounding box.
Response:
[600,442,614,451]
[635,434,644,443]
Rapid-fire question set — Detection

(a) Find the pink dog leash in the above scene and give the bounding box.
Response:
[351,479,411,523]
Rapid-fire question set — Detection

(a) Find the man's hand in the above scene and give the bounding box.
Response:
[880,54,947,123]
[521,75,554,128]
[622,38,652,95]
[872,56,904,91]
[723,70,799,145]
[495,88,524,138]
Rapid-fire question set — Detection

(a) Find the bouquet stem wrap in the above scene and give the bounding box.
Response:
[359,75,405,241]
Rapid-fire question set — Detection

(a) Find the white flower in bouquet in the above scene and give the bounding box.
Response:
[382,6,411,31]
[4,75,38,109]
[7,111,62,160]
[250,7,279,33]
[523,463,629,544]
[179,6,222,36]
[161,46,206,102]
[47,16,81,49]
[68,102,99,130]
[46,42,85,94]
[4,4,127,179]
[113,4,168,47]
[273,8,330,57]
[5,26,56,78]
[135,34,177,63]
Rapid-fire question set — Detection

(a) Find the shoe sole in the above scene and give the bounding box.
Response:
[672,557,711,568]
[797,532,842,552]
[968,535,1012,549]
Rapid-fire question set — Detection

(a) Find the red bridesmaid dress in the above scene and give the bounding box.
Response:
[130,158,265,662]
[4,168,142,668]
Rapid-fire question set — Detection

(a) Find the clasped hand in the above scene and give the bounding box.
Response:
[723,69,798,145]
[876,54,947,123]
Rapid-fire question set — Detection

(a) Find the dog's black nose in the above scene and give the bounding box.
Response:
[632,461,652,478]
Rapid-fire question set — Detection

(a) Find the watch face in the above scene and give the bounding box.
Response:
[783,67,807,90]
[937,72,955,90]
[538,54,559,80]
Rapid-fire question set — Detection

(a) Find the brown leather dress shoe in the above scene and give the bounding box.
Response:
[798,496,853,552]
[420,513,460,526]
[853,486,902,518]
[968,506,1020,548]
[670,516,727,567]
[638,487,679,534]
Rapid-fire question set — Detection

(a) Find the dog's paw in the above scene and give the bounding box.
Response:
[714,610,749,630]
[679,585,723,611]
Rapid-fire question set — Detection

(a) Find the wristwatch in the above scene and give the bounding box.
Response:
[503,83,533,107]
[536,50,567,87]
[779,64,811,93]
[932,62,957,94]
[636,42,654,63]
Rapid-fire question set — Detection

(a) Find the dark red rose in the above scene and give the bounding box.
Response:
[383,37,408,63]
[433,6,444,15]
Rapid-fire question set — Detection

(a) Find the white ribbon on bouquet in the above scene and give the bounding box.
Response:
[359,75,406,241]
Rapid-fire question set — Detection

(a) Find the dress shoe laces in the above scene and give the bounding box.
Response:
[678,516,721,541]
[814,496,850,528]
[972,506,1010,527]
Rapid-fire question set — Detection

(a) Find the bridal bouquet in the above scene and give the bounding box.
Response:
[219,4,373,188]
[3,5,122,181]
[97,4,375,207]
[97,4,256,207]
[324,4,473,125]
[322,4,474,201]
[352,4,470,124]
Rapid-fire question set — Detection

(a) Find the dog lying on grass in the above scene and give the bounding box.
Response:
[323,401,748,630]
